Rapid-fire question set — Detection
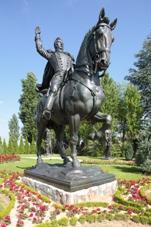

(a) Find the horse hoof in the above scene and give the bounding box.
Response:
[37,157,44,165]
[72,159,80,168]
[63,157,71,165]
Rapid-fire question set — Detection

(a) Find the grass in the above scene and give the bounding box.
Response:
[0,154,62,172]
[0,154,148,180]
[100,164,144,180]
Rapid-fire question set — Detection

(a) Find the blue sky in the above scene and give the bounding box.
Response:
[0,0,151,140]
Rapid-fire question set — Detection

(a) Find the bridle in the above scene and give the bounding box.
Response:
[88,24,111,77]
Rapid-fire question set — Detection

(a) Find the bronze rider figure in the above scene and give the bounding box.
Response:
[35,26,74,120]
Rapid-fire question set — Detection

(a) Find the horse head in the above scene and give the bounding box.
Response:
[88,8,117,73]
[76,8,117,76]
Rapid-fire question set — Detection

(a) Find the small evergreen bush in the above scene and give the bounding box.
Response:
[123,142,134,160]
[135,128,151,173]
[140,159,151,173]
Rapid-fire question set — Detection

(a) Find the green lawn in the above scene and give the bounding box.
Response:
[0,154,148,180]
[0,154,62,172]
[100,164,144,180]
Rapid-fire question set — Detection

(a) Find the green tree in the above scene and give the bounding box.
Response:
[2,139,7,153]
[124,84,142,139]
[135,127,151,173]
[118,83,142,157]
[24,137,30,154]
[101,74,120,130]
[0,137,2,153]
[30,140,36,154]
[8,114,20,142]
[18,136,25,154]
[125,35,151,120]
[19,73,40,143]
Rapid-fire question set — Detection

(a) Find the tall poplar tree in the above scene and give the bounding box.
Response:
[19,73,40,143]
[8,114,20,144]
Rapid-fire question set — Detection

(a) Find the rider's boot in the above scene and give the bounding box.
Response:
[36,83,43,92]
[43,92,55,120]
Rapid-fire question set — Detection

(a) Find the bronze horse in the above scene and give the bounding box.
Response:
[36,9,117,167]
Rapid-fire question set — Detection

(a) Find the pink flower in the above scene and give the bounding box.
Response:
[0,224,6,227]
[39,205,47,212]
[29,213,34,218]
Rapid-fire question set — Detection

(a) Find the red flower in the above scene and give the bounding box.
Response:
[108,205,113,210]
[16,219,24,227]
[3,215,11,223]
[127,208,133,215]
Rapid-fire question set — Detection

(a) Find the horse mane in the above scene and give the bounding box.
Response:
[76,26,95,67]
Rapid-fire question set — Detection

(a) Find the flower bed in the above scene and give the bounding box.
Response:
[0,171,51,226]
[0,154,20,164]
[37,177,151,226]
[0,171,150,226]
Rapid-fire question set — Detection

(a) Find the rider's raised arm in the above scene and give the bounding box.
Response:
[35,26,52,60]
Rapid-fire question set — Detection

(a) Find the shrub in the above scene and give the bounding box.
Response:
[78,215,86,224]
[50,219,59,227]
[135,139,151,165]
[135,128,151,173]
[85,214,97,223]
[57,217,68,226]
[69,216,78,226]
[140,159,151,173]
[123,142,134,160]
[111,143,123,158]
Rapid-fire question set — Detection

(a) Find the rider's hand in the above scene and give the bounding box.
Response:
[35,26,41,35]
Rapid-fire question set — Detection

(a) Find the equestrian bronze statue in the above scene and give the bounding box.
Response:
[35,8,117,168]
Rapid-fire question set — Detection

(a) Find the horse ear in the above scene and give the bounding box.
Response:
[110,18,117,30]
[99,8,105,20]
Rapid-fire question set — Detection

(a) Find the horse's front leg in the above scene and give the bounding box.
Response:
[69,114,80,168]
[91,112,112,159]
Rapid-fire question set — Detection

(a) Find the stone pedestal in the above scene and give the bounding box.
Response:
[23,162,117,204]
[22,176,117,204]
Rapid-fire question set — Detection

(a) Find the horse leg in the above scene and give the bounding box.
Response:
[91,112,112,159]
[54,125,71,165]
[36,120,47,165]
[69,114,80,168]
